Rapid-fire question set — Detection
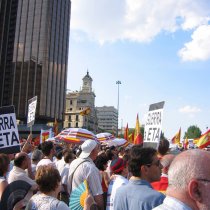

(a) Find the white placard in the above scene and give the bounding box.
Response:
[144,101,165,147]
[27,96,37,127]
[0,106,20,154]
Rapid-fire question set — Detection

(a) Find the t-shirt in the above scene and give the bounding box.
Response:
[26,194,69,210]
[36,158,55,171]
[106,175,128,210]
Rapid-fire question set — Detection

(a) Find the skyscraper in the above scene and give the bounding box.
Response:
[0,0,71,123]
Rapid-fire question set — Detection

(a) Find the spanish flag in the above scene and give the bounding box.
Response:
[79,107,91,116]
[134,114,143,145]
[124,123,129,141]
[128,132,134,143]
[183,137,189,150]
[171,128,181,144]
[196,129,210,149]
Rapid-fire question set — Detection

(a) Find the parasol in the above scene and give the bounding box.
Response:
[55,128,97,144]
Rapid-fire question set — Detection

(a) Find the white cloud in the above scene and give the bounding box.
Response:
[178,25,210,61]
[70,0,210,61]
[179,105,201,113]
[71,0,210,43]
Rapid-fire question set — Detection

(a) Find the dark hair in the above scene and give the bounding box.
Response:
[94,155,108,171]
[63,150,75,163]
[35,165,61,193]
[158,139,169,156]
[14,154,27,167]
[106,149,115,161]
[55,150,63,160]
[128,146,157,177]
[0,154,10,176]
[40,141,54,156]
[109,146,116,151]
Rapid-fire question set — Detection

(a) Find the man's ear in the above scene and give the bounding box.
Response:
[140,165,149,175]
[188,180,202,202]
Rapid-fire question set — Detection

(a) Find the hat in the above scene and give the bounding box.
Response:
[79,140,97,158]
[110,158,126,174]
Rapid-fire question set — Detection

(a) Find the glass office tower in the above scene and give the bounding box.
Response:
[0,0,71,123]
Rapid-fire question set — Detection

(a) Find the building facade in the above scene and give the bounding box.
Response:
[0,0,71,123]
[64,71,98,132]
[96,106,118,134]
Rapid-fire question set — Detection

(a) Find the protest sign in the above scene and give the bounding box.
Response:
[27,96,37,128]
[0,106,20,154]
[144,101,165,149]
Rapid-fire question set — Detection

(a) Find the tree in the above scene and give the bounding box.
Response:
[184,125,202,139]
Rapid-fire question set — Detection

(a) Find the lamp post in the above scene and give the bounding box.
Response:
[116,80,121,137]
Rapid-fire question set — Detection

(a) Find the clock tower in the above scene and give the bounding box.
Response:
[82,70,93,92]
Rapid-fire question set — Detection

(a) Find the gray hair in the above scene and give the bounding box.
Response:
[168,149,208,190]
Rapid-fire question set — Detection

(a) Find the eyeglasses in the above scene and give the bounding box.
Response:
[197,178,210,183]
[145,160,161,167]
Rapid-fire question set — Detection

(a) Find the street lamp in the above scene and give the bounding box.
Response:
[116,80,121,136]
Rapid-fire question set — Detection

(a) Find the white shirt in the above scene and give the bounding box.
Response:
[8,166,37,202]
[55,157,66,174]
[152,196,192,210]
[27,194,69,210]
[36,158,55,171]
[60,164,70,192]
[68,157,103,196]
[106,175,129,210]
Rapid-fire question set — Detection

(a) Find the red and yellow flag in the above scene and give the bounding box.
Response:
[171,128,181,144]
[80,107,91,116]
[183,137,189,150]
[124,123,129,141]
[196,129,210,149]
[128,132,134,143]
[134,114,143,145]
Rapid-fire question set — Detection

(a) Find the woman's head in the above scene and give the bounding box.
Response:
[35,165,61,193]
[0,154,10,176]
[94,154,108,171]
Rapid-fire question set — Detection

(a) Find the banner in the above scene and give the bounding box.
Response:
[0,106,20,154]
[144,101,165,148]
[27,96,37,127]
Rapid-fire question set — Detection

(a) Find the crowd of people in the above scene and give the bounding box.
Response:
[1,136,210,210]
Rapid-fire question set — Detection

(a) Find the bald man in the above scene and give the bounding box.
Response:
[153,149,210,210]
[8,152,37,203]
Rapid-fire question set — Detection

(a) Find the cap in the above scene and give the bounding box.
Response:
[79,140,97,158]
[110,158,126,174]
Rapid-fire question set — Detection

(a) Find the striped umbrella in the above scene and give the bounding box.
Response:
[96,132,115,142]
[55,128,97,144]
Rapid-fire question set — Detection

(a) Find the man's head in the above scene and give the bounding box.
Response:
[167,149,210,210]
[128,146,162,182]
[158,139,169,156]
[160,154,175,175]
[110,158,128,177]
[79,140,99,160]
[14,152,29,170]
[40,141,55,158]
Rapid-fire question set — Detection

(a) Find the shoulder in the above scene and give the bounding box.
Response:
[56,200,69,210]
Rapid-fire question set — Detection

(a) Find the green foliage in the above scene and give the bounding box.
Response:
[184,125,202,139]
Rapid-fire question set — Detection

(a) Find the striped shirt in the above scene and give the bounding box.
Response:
[68,157,103,196]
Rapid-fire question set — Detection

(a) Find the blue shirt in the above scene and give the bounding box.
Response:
[152,196,192,210]
[113,179,165,210]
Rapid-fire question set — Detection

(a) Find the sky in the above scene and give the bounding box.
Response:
[67,0,210,139]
